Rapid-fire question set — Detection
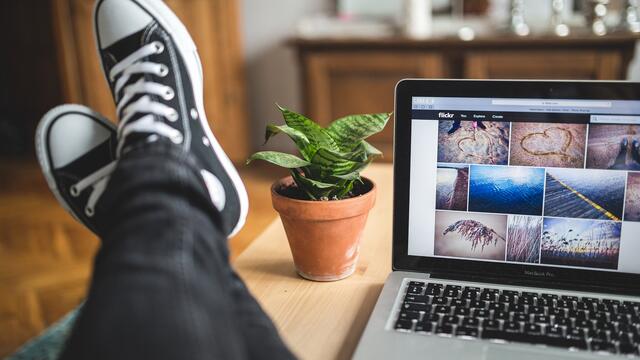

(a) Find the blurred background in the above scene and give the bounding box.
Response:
[2,0,640,356]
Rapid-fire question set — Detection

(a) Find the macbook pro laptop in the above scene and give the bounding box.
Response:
[353,80,640,359]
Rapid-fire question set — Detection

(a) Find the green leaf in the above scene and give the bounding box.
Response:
[362,140,382,157]
[335,180,355,198]
[326,113,391,150]
[246,151,311,168]
[264,124,315,160]
[340,140,383,163]
[332,171,361,181]
[310,147,360,175]
[292,173,336,189]
[277,105,339,152]
[291,170,337,200]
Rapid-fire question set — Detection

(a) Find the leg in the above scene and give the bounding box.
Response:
[59,141,293,359]
[229,272,297,359]
[35,0,295,357]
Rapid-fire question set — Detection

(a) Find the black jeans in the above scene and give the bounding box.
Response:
[60,141,295,360]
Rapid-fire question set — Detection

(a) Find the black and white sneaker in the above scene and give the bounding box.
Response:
[93,0,248,237]
[35,104,118,235]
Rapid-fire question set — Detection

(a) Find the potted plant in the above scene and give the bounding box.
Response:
[246,105,390,281]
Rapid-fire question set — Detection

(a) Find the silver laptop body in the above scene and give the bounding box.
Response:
[354,80,640,360]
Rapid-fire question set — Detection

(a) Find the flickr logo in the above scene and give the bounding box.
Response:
[438,112,454,118]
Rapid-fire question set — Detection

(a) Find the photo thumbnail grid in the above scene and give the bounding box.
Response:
[433,119,640,270]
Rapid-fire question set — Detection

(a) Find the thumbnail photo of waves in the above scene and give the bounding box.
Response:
[434,211,507,261]
[544,168,626,221]
[468,165,545,216]
[436,164,469,211]
[509,122,587,168]
[437,120,510,165]
[540,217,621,270]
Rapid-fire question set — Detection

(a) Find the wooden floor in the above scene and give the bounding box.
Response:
[0,158,287,357]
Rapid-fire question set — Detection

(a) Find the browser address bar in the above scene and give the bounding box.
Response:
[491,99,612,108]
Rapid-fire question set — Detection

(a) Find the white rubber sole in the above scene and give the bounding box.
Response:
[35,104,116,230]
[93,0,249,238]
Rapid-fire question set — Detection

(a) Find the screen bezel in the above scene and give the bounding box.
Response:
[393,79,640,295]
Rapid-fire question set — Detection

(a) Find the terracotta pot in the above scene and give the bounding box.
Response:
[271,176,377,281]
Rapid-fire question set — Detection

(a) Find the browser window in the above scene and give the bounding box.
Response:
[408,96,640,274]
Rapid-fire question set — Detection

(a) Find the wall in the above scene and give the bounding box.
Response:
[241,0,331,153]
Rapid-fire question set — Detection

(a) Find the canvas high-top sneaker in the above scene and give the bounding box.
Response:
[36,104,118,235]
[93,0,248,237]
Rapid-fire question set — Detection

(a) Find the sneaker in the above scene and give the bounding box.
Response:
[93,0,248,237]
[35,104,118,235]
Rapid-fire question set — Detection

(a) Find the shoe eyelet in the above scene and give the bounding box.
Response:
[153,41,165,54]
[172,133,184,144]
[190,108,199,120]
[167,110,179,122]
[159,64,169,77]
[85,206,94,217]
[163,88,175,100]
[70,186,80,197]
[202,136,210,146]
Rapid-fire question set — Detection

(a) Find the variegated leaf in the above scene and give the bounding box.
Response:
[264,124,315,160]
[310,147,360,175]
[277,105,339,152]
[326,113,391,150]
[246,151,311,168]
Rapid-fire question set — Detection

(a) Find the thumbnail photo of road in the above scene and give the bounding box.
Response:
[544,168,626,220]
[624,172,640,221]
[506,215,542,264]
[437,120,510,165]
[468,165,545,216]
[436,164,469,211]
[540,217,621,270]
[586,124,640,170]
[434,211,507,260]
[509,123,587,168]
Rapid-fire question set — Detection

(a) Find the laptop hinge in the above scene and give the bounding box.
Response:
[427,271,638,296]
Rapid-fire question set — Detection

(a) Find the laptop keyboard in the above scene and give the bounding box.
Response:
[394,280,640,356]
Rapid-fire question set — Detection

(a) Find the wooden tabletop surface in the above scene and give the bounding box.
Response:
[234,164,394,360]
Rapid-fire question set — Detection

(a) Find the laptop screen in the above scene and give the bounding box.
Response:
[408,96,640,275]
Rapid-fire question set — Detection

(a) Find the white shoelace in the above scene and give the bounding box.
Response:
[71,41,181,217]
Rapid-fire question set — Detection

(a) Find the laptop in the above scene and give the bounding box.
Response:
[353,79,640,359]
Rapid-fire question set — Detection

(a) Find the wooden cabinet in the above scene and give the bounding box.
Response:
[293,35,638,159]
[51,0,249,162]
[465,50,623,79]
[304,52,445,156]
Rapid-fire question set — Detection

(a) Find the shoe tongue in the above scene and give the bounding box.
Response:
[102,27,157,120]
[103,27,148,64]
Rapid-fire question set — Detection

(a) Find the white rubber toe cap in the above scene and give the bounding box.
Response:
[48,113,112,169]
[95,0,153,48]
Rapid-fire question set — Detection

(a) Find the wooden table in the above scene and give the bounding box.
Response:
[234,164,393,360]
